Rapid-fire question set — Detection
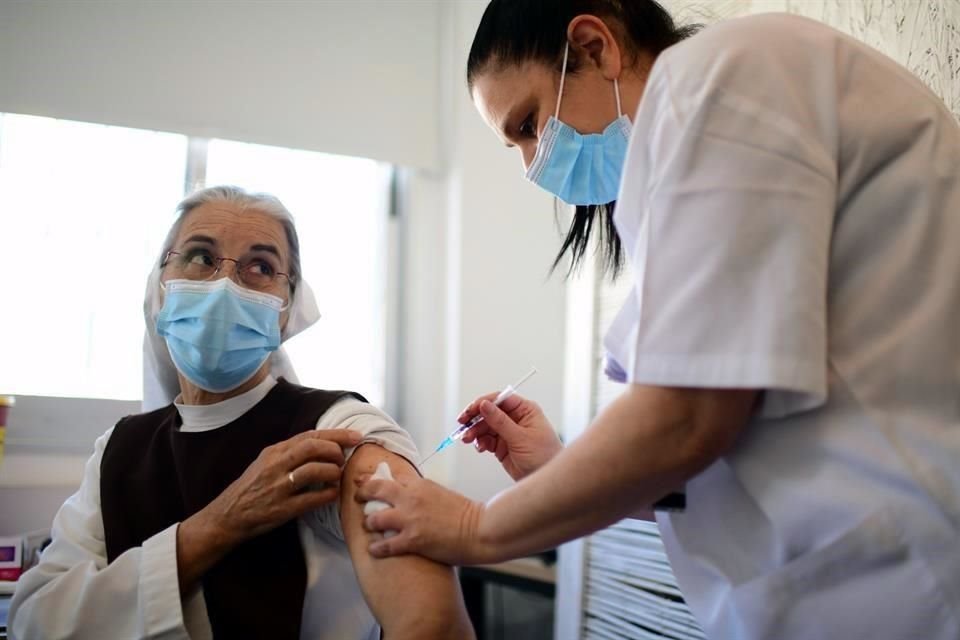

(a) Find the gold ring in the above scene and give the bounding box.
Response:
[288,471,296,489]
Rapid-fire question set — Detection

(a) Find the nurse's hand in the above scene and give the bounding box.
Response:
[459,393,563,481]
[176,428,362,593]
[355,475,493,566]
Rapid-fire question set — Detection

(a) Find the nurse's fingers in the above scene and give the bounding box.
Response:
[494,436,509,463]
[369,533,410,558]
[364,507,403,534]
[475,434,498,453]
[354,478,402,505]
[458,392,500,424]
[460,424,485,443]
[477,401,524,442]
[458,392,526,425]
[461,421,497,443]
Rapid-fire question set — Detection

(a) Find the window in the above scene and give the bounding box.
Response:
[204,139,392,405]
[0,113,187,401]
[0,113,392,407]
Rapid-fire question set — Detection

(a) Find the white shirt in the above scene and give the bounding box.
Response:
[605,13,960,640]
[10,376,420,640]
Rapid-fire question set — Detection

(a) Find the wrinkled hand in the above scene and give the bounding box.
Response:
[199,428,362,546]
[354,474,494,566]
[459,392,563,481]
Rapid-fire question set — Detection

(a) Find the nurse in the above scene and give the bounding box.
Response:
[358,0,960,637]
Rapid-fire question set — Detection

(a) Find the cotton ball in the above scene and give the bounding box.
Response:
[363,461,398,539]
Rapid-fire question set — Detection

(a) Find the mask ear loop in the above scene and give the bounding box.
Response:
[559,41,624,119]
[614,78,623,117]
[555,41,570,119]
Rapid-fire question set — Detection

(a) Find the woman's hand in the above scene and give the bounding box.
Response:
[459,393,563,481]
[177,428,362,592]
[354,474,495,566]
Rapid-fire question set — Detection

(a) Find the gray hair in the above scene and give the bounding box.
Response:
[159,185,301,292]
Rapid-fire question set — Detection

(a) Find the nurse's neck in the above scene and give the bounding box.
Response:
[177,366,271,406]
[618,53,655,123]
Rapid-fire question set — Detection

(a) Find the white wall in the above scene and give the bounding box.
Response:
[0,0,442,170]
[417,1,567,500]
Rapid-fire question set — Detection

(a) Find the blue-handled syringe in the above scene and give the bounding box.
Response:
[421,367,538,465]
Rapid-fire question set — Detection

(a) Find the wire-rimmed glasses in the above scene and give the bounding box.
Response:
[161,248,290,294]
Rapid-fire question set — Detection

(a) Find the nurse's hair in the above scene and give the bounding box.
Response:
[158,185,302,293]
[467,0,698,277]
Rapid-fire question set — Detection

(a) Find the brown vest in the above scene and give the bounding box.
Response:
[100,378,364,639]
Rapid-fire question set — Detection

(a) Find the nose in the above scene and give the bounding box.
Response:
[214,257,243,283]
[520,143,537,173]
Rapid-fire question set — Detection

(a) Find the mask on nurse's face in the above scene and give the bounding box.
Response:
[525,42,632,206]
[156,278,283,393]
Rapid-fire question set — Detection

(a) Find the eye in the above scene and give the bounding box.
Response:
[184,248,215,267]
[518,113,537,138]
[245,258,276,278]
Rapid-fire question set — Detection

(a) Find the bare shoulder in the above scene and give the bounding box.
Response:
[343,441,419,481]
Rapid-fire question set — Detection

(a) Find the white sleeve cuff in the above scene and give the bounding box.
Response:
[139,523,189,638]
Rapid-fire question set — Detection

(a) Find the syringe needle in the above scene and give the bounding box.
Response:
[421,366,538,466]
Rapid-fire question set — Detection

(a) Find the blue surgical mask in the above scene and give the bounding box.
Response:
[525,42,632,206]
[156,278,284,393]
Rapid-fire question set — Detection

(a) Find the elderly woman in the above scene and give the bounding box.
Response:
[9,186,473,640]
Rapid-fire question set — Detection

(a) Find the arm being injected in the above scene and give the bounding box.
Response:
[420,367,538,466]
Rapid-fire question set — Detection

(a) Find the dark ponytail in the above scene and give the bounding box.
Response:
[467,0,699,278]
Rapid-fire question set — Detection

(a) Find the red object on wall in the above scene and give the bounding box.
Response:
[0,567,22,581]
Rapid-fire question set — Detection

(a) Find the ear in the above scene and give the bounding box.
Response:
[567,14,623,81]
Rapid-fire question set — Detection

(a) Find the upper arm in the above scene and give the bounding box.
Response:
[620,385,758,472]
[339,443,473,640]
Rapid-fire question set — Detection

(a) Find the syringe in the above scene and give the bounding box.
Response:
[421,367,538,465]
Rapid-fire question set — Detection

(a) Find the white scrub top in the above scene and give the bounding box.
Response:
[10,376,420,640]
[604,13,960,640]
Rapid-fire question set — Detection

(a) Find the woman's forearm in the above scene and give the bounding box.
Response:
[176,512,235,595]
[478,385,754,562]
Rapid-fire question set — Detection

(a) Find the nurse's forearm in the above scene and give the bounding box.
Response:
[477,385,754,562]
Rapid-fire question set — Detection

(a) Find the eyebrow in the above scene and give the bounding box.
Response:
[250,243,281,258]
[181,235,282,260]
[183,234,216,245]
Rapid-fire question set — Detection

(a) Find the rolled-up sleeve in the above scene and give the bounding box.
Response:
[305,399,420,540]
[10,428,190,640]
[607,53,837,419]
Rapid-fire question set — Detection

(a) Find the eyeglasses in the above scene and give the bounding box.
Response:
[161,248,290,293]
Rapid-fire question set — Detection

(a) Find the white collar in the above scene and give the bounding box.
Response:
[174,375,279,432]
